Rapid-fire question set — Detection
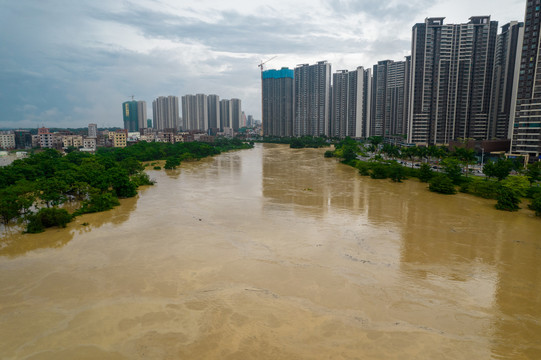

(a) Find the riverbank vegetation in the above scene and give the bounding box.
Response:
[258,136,330,149]
[328,137,541,216]
[0,139,253,232]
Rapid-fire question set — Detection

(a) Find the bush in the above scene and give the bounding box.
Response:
[153,166,161,170]
[495,187,521,212]
[324,150,334,158]
[465,179,500,199]
[429,174,457,194]
[131,172,155,187]
[26,208,72,233]
[529,194,541,216]
[418,163,433,183]
[164,157,181,169]
[357,162,370,176]
[389,163,406,182]
[526,186,541,199]
[75,193,120,215]
[370,163,388,179]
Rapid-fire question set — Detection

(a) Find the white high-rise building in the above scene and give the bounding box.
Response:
[153,96,179,131]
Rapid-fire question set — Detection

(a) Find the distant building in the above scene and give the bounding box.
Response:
[262,68,294,137]
[409,16,498,145]
[294,61,331,136]
[371,58,410,138]
[231,99,242,131]
[83,137,96,151]
[62,135,83,148]
[182,94,208,131]
[0,132,15,149]
[88,123,98,138]
[490,22,523,140]
[208,94,220,132]
[153,96,179,131]
[14,130,32,149]
[331,66,372,138]
[220,99,232,130]
[113,130,127,148]
[511,0,541,160]
[122,101,137,131]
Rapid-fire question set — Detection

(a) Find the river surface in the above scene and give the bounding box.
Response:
[1,143,540,359]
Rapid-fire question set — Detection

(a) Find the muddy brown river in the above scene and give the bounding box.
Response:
[1,143,540,359]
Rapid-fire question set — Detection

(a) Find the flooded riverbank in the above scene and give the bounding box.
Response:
[1,143,540,359]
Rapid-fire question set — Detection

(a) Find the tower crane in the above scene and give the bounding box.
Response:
[258,56,277,75]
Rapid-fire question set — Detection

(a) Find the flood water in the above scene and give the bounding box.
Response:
[1,143,540,359]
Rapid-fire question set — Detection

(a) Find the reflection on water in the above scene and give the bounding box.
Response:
[0,143,540,359]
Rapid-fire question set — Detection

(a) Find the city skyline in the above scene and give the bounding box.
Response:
[0,0,525,129]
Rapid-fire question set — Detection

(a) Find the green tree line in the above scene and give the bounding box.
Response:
[327,137,541,215]
[0,139,253,232]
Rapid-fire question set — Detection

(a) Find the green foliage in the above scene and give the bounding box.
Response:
[164,157,181,169]
[429,174,457,194]
[501,175,530,197]
[153,166,161,170]
[441,158,463,184]
[131,172,155,187]
[75,192,120,215]
[464,178,500,199]
[108,167,137,198]
[526,161,541,183]
[324,150,334,158]
[370,163,388,179]
[495,187,521,212]
[37,177,68,208]
[483,158,513,181]
[529,194,541,216]
[26,208,72,233]
[367,136,383,147]
[389,163,406,182]
[526,186,541,199]
[356,162,370,176]
[281,136,329,149]
[418,163,433,183]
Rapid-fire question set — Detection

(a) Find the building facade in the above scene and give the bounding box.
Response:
[511,0,541,160]
[294,61,331,137]
[409,16,498,145]
[153,96,179,131]
[208,94,220,132]
[331,66,372,138]
[262,68,294,137]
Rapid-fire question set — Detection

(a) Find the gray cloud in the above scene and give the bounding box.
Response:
[0,0,527,129]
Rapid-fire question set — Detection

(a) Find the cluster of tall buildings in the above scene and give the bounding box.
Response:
[263,0,541,161]
[122,94,250,135]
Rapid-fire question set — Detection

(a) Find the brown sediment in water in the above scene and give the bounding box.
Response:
[0,143,540,359]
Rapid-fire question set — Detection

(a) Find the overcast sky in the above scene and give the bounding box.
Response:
[0,0,526,129]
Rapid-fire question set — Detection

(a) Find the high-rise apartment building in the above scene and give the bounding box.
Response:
[220,99,232,130]
[371,59,410,138]
[490,21,524,140]
[409,16,498,145]
[262,68,294,137]
[294,61,331,137]
[511,0,541,160]
[231,99,242,131]
[137,101,147,130]
[208,94,220,131]
[181,94,208,131]
[122,101,138,132]
[153,96,179,131]
[331,66,372,138]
